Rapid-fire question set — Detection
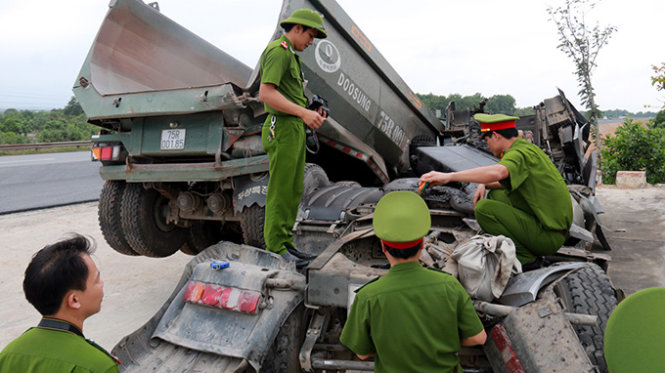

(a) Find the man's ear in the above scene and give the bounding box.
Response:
[65,291,81,310]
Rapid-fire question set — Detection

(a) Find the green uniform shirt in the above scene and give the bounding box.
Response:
[0,324,119,373]
[498,138,573,231]
[261,35,307,115]
[340,262,484,373]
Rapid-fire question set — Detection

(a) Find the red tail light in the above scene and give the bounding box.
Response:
[184,281,261,314]
[91,144,122,161]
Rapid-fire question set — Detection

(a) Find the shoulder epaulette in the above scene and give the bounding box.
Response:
[86,339,121,365]
[426,266,452,276]
[354,275,382,293]
[280,41,288,49]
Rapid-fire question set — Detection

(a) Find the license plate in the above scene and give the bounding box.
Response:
[160,129,186,150]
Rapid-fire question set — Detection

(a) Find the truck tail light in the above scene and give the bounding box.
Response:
[91,144,122,161]
[490,324,526,373]
[183,281,261,314]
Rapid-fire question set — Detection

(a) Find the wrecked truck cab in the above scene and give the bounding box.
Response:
[111,181,617,372]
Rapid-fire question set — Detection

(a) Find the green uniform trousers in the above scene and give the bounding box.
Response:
[262,114,305,254]
[475,189,565,264]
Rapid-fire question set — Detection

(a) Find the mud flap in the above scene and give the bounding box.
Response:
[484,298,594,373]
[112,242,304,372]
[233,174,269,213]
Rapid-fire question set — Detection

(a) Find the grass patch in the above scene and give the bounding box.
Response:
[0,146,92,156]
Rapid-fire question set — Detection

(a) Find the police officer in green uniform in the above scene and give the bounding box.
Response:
[0,235,119,372]
[419,113,573,265]
[259,8,328,263]
[340,191,486,372]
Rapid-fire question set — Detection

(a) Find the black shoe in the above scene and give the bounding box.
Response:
[287,247,316,260]
[522,256,543,271]
[281,251,310,269]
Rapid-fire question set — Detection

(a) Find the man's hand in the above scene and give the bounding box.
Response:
[301,109,325,129]
[356,352,375,360]
[419,171,454,186]
[473,184,486,207]
[259,83,327,130]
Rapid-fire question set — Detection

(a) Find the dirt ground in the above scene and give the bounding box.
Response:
[595,185,665,295]
[1,186,663,353]
[0,202,191,352]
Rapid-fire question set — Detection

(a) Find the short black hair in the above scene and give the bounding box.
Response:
[23,235,96,315]
[489,128,518,139]
[282,23,313,34]
[384,241,422,259]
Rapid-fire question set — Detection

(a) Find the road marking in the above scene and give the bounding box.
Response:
[0,157,56,165]
[0,157,90,168]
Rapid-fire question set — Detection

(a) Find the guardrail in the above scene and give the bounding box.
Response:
[0,140,92,152]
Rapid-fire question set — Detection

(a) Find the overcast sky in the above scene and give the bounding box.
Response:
[0,0,662,113]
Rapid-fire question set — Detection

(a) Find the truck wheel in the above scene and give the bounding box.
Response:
[240,204,265,249]
[182,220,224,255]
[98,180,138,256]
[302,163,330,200]
[261,304,305,372]
[554,263,617,372]
[120,183,187,257]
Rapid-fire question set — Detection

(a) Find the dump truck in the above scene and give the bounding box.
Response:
[74,0,618,371]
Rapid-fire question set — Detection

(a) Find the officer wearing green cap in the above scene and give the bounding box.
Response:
[340,191,486,372]
[259,8,328,263]
[419,113,573,266]
[0,235,119,372]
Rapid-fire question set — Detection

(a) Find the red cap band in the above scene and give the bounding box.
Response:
[381,238,424,250]
[480,120,516,132]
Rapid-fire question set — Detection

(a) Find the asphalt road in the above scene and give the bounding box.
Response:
[0,151,104,214]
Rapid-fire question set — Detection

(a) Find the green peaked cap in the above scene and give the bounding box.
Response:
[280,8,327,39]
[474,113,519,123]
[373,191,431,242]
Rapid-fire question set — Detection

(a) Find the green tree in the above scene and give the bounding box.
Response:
[2,108,18,116]
[547,0,617,152]
[652,63,665,92]
[0,131,30,144]
[486,94,516,114]
[652,110,665,128]
[0,116,26,134]
[651,62,665,110]
[514,107,536,117]
[63,96,84,116]
[601,118,665,184]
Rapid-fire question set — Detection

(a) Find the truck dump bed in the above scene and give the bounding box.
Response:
[73,0,442,182]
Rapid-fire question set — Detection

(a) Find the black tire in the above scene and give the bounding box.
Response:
[180,220,224,255]
[120,183,187,257]
[261,304,305,372]
[98,180,138,256]
[240,204,266,249]
[302,163,330,200]
[333,180,361,188]
[554,263,617,372]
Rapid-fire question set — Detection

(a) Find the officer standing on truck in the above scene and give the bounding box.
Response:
[419,113,573,267]
[258,8,328,263]
[340,191,486,372]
